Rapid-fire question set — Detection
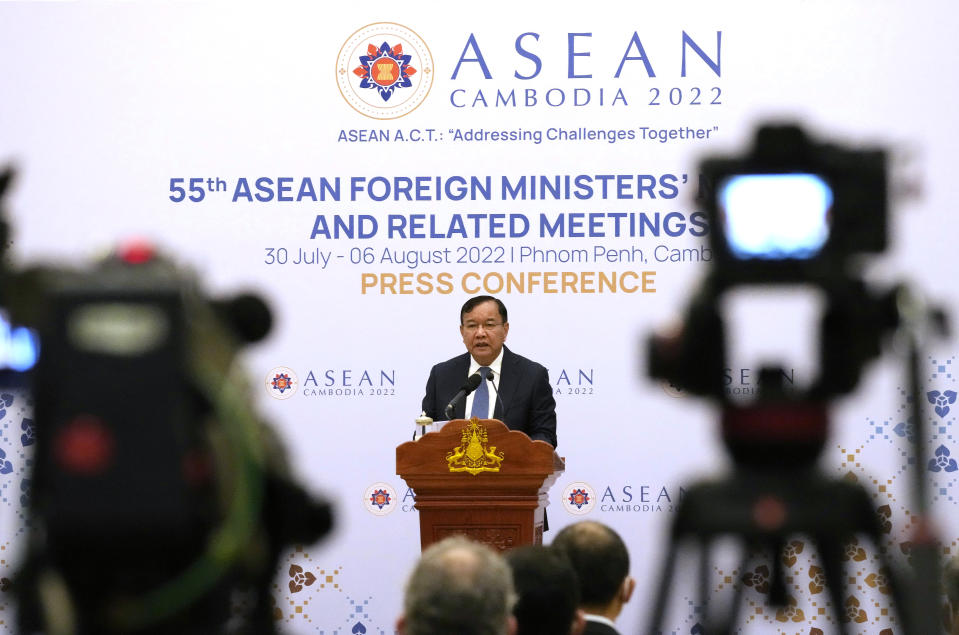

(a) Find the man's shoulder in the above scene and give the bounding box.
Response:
[431,352,471,373]
[503,347,548,374]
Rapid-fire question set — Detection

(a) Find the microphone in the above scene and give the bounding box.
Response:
[487,370,506,421]
[444,372,482,419]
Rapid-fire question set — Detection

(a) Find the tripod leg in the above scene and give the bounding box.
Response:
[699,538,711,626]
[817,537,852,635]
[770,538,787,606]
[707,546,752,635]
[646,535,681,635]
[871,539,915,635]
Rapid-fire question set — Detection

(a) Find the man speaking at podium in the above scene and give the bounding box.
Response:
[421,295,557,447]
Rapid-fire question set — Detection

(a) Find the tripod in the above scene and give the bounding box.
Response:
[646,404,913,635]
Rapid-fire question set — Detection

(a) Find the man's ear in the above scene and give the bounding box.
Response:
[396,614,406,634]
[620,575,636,604]
[570,608,586,635]
[507,614,518,635]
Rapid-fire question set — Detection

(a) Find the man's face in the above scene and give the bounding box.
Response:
[460,300,509,366]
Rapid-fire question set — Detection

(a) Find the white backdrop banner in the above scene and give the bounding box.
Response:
[1,2,958,633]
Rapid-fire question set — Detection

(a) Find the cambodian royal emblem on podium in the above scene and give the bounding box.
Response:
[446,418,505,475]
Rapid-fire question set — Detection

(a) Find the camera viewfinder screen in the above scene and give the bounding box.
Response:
[718,173,833,260]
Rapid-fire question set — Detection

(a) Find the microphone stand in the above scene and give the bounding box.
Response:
[487,371,506,421]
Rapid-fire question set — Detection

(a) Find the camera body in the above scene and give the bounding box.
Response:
[10,244,330,634]
[648,124,897,464]
[701,124,888,285]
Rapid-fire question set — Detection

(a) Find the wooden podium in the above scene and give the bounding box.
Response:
[396,418,564,552]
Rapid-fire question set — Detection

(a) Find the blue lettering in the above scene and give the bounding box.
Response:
[540,213,564,238]
[255,177,275,202]
[659,174,679,199]
[514,32,541,79]
[615,32,655,78]
[681,31,721,77]
[567,33,592,78]
[232,178,252,202]
[451,34,492,79]
[690,211,709,237]
[664,212,687,237]
[277,177,293,202]
[311,215,331,239]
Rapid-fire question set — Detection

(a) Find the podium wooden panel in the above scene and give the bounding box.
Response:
[396,418,564,552]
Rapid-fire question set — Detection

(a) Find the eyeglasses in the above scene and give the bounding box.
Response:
[462,321,505,333]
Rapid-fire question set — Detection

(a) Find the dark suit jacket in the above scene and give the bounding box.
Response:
[583,619,620,635]
[421,346,557,447]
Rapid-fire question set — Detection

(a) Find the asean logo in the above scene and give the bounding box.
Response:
[562,481,595,516]
[336,23,433,119]
[364,482,398,516]
[266,366,298,400]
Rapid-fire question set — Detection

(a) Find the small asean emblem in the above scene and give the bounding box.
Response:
[266,366,298,400]
[446,418,505,476]
[336,23,433,119]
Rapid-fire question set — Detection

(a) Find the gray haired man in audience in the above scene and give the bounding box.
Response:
[397,535,517,635]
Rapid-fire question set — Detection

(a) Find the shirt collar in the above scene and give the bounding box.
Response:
[469,347,504,378]
[583,614,617,628]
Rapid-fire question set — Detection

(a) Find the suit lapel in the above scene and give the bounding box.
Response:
[494,346,519,422]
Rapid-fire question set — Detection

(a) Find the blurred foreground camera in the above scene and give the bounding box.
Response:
[0,170,331,634]
[648,124,901,461]
[702,123,887,282]
[645,123,948,635]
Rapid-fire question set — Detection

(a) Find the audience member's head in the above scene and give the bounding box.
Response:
[551,521,635,620]
[504,545,585,635]
[397,535,517,635]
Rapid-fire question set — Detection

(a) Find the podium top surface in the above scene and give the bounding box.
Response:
[396,418,564,477]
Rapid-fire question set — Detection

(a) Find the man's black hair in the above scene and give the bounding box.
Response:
[460,295,508,325]
[551,521,630,607]
[505,545,579,635]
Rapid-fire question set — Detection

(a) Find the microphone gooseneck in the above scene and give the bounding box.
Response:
[487,370,506,422]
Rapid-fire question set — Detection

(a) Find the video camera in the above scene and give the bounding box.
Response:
[645,123,950,635]
[0,168,332,634]
[648,123,900,465]
[702,123,887,282]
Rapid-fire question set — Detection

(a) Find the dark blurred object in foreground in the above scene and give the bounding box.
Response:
[0,167,332,634]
